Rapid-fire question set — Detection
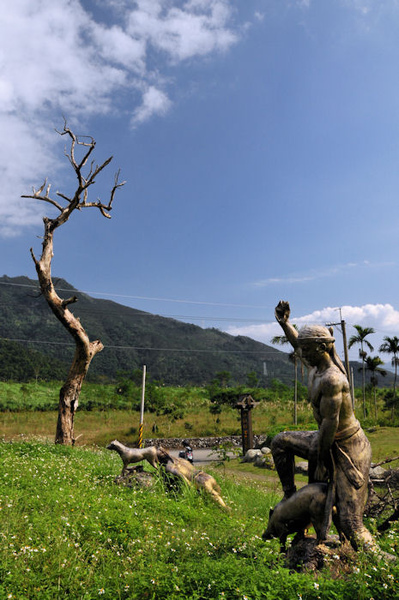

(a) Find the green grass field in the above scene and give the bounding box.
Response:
[1,439,399,600]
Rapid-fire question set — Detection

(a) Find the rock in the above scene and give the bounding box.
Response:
[242,449,262,463]
[254,454,274,469]
[261,447,272,456]
[114,466,156,489]
[370,465,387,478]
[240,447,274,468]
[295,461,308,475]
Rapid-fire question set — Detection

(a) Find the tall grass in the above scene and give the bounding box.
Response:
[0,405,316,447]
[0,381,317,445]
[1,440,399,599]
[1,390,398,449]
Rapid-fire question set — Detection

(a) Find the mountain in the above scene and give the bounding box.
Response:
[0,275,293,385]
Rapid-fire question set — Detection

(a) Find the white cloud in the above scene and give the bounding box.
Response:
[0,0,240,236]
[341,0,373,14]
[90,24,146,73]
[0,115,57,237]
[226,303,399,365]
[127,0,238,61]
[132,86,172,124]
[253,261,395,287]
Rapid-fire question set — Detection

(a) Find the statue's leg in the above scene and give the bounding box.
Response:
[271,431,317,499]
[334,472,374,550]
[333,432,374,550]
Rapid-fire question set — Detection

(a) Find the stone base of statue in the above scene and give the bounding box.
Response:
[113,465,156,488]
[285,535,356,574]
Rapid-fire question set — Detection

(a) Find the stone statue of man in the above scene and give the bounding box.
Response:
[271,300,374,550]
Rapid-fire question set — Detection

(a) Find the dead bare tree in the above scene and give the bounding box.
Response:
[365,456,399,533]
[22,122,125,445]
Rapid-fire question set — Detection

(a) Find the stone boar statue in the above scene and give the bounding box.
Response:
[262,482,330,551]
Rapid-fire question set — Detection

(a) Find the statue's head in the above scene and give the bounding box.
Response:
[298,324,335,344]
[297,325,335,364]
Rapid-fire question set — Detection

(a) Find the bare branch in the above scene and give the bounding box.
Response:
[57,122,97,190]
[61,295,78,307]
[80,169,126,218]
[37,180,50,196]
[23,121,125,231]
[378,507,399,532]
[111,169,127,202]
[56,191,73,204]
[99,205,112,219]
[57,121,96,177]
[30,247,38,266]
[86,156,113,187]
[22,179,64,212]
[372,456,399,468]
[72,433,84,446]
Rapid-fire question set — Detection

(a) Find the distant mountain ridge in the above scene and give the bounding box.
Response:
[0,275,294,385]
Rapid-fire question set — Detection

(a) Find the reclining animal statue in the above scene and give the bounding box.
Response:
[155,446,230,510]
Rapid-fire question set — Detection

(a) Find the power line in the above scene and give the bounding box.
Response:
[2,289,399,333]
[1,338,73,347]
[3,280,399,339]
[0,280,275,310]
[106,346,278,355]
[0,301,276,324]
[1,336,282,355]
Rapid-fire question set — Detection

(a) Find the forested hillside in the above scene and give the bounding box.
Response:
[0,275,294,385]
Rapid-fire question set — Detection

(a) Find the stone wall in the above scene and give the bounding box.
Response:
[144,435,268,450]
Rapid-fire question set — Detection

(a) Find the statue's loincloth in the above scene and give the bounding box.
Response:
[333,421,370,490]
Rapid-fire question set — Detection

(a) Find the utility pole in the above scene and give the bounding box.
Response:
[326,309,354,408]
[138,365,146,448]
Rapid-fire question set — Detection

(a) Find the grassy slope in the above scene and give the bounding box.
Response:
[1,440,399,600]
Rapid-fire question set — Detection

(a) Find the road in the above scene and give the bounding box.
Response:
[169,448,238,465]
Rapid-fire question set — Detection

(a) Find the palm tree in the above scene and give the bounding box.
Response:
[348,325,375,419]
[271,325,300,425]
[379,336,399,417]
[364,356,387,421]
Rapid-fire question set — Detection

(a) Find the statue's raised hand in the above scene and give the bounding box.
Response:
[275,300,290,324]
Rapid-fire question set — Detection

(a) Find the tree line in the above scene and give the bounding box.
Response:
[348,326,399,420]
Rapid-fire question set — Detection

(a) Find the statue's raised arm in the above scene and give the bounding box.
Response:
[275,300,299,350]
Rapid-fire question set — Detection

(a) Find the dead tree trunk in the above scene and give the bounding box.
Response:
[55,341,103,445]
[23,122,125,444]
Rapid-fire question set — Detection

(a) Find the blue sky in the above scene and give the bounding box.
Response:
[2,0,399,365]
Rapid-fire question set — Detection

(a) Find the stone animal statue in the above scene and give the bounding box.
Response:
[106,440,159,474]
[262,482,330,551]
[156,447,230,510]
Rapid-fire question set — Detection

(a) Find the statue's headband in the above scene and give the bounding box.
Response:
[298,336,335,344]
